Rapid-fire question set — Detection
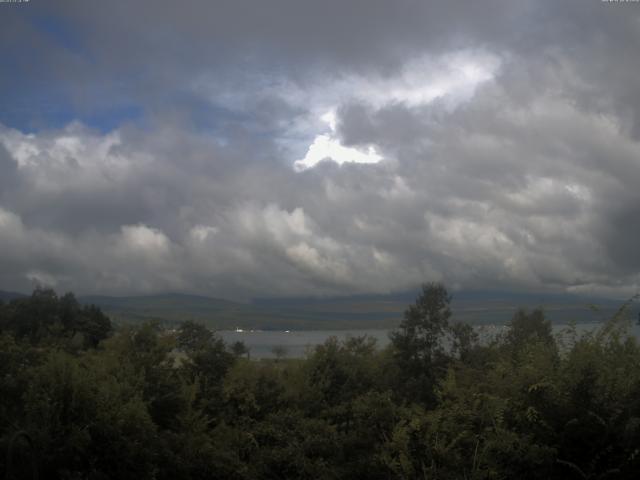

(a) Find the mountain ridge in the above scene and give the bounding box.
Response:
[79,290,635,330]
[2,289,635,330]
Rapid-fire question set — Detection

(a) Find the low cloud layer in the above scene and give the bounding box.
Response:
[0,1,639,299]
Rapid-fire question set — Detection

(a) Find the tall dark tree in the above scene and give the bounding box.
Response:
[230,340,249,358]
[177,321,236,418]
[177,320,214,352]
[390,282,452,405]
[505,308,555,351]
[0,288,111,348]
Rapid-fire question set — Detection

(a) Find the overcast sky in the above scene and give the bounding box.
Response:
[0,1,639,299]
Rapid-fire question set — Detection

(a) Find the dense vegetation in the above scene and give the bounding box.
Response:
[1,285,640,479]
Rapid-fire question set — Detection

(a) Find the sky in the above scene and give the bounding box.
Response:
[0,0,639,300]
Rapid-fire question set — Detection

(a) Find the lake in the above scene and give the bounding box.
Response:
[219,322,640,358]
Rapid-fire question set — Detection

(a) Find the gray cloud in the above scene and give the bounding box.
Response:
[0,1,639,299]
[0,145,19,196]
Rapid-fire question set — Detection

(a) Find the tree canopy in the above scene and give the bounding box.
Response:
[1,286,640,479]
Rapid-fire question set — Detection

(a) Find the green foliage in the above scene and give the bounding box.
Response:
[390,282,455,405]
[177,320,214,352]
[20,351,158,478]
[2,287,640,479]
[0,288,112,348]
[305,335,380,408]
[503,308,555,351]
[246,410,341,479]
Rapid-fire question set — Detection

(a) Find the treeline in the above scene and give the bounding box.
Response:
[1,285,640,479]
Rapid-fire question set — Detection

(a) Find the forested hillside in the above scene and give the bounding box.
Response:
[57,290,637,330]
[1,285,639,479]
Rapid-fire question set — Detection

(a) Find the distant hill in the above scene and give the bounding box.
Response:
[79,292,403,330]
[79,293,245,326]
[76,290,639,330]
[254,290,636,328]
[449,290,634,325]
[0,290,27,302]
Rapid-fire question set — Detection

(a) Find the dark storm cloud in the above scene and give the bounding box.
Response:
[0,0,537,123]
[0,1,639,298]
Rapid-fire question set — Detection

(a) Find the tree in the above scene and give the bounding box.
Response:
[505,308,553,348]
[179,328,236,418]
[231,340,250,358]
[0,289,111,348]
[390,282,453,405]
[77,303,112,347]
[177,320,213,352]
[271,345,288,361]
[21,351,158,478]
[449,321,479,363]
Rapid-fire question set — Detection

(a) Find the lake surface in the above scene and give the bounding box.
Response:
[220,322,640,358]
[220,329,392,359]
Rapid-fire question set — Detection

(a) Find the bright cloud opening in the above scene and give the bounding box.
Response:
[294,133,383,171]
[294,107,383,171]
[293,51,500,171]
